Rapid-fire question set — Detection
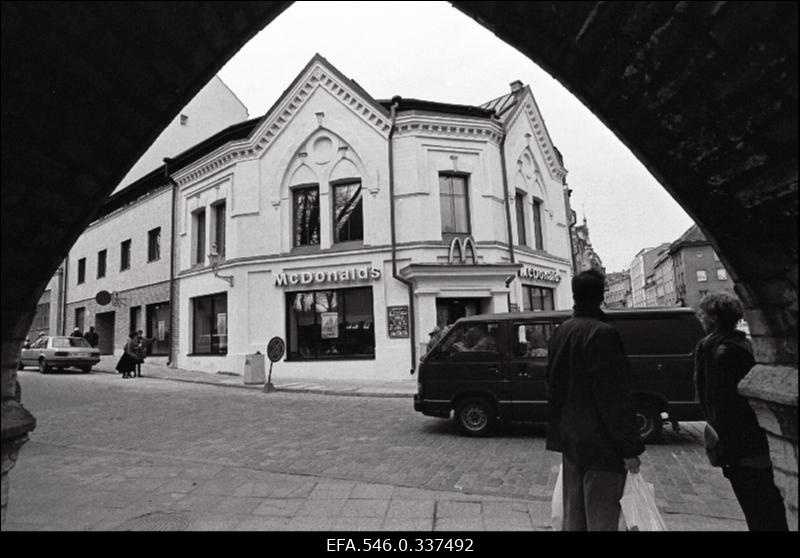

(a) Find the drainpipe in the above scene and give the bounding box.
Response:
[388,96,417,375]
[60,258,69,335]
[499,129,517,311]
[164,158,178,367]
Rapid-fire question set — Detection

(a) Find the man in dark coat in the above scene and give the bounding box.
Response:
[694,292,787,531]
[84,326,99,348]
[546,269,644,530]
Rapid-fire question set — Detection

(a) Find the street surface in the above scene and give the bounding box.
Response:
[5,370,746,531]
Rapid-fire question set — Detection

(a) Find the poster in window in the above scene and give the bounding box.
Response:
[509,303,519,313]
[321,312,339,339]
[157,320,166,341]
[387,305,409,338]
[216,313,227,335]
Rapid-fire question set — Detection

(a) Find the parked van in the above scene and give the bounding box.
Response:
[413,308,705,442]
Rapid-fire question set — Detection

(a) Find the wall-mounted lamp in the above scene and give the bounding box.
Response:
[208,243,234,287]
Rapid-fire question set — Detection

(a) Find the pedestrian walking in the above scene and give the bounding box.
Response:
[545,268,644,531]
[115,332,137,379]
[133,329,147,378]
[84,326,99,348]
[694,292,788,531]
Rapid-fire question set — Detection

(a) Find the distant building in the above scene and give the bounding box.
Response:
[669,224,735,309]
[652,248,678,306]
[571,215,605,274]
[604,271,631,308]
[629,243,669,307]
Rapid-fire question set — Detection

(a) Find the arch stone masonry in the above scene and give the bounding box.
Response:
[1,2,796,528]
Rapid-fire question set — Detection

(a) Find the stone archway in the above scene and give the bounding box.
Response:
[2,2,796,527]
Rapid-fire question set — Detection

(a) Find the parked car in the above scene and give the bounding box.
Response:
[18,335,101,373]
[414,308,705,442]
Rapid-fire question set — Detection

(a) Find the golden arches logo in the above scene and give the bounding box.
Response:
[448,236,477,265]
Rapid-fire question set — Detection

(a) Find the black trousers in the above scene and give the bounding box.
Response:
[724,465,788,531]
[562,454,626,531]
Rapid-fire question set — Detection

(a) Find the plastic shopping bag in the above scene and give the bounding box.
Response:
[551,464,563,531]
[620,473,667,531]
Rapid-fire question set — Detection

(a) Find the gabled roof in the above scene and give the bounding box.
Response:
[480,88,525,122]
[378,98,495,119]
[669,224,708,253]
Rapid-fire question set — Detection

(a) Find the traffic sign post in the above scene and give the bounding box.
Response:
[264,336,285,393]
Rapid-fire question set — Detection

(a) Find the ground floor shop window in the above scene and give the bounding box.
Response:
[192,293,227,355]
[522,286,554,311]
[146,302,170,356]
[287,286,374,360]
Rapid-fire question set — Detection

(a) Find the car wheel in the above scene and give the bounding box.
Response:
[634,402,663,443]
[38,357,50,374]
[80,366,91,374]
[455,397,496,437]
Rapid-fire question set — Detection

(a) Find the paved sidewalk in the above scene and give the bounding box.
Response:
[92,355,418,398]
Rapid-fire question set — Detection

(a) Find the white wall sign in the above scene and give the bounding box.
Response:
[274,266,381,287]
[519,266,561,283]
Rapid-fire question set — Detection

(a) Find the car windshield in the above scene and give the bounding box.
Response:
[52,337,90,348]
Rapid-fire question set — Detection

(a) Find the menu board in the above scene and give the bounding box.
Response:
[387,305,409,338]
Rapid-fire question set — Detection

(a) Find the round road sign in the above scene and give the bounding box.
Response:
[267,336,285,362]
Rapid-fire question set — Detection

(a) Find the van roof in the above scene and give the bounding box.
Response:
[458,307,699,323]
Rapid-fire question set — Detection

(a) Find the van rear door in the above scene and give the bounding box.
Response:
[505,321,557,422]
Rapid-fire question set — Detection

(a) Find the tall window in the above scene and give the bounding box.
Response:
[333,181,363,242]
[716,268,727,281]
[97,249,107,278]
[74,307,85,333]
[439,174,469,235]
[77,258,86,284]
[532,199,544,250]
[192,293,227,355]
[130,306,141,335]
[193,209,206,265]
[212,202,226,259]
[515,191,527,246]
[287,287,375,360]
[148,227,161,262]
[120,239,131,271]
[696,269,708,282]
[522,286,555,311]
[293,186,320,247]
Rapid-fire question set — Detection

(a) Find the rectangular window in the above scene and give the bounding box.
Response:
[97,249,107,278]
[213,202,226,259]
[120,239,131,271]
[148,227,161,262]
[522,286,555,311]
[696,269,708,282]
[287,286,375,360]
[439,174,469,234]
[74,307,85,333]
[532,199,544,250]
[33,301,50,331]
[77,258,86,284]
[293,186,320,247]
[514,322,556,358]
[194,209,206,265]
[192,293,227,355]
[333,181,363,243]
[716,268,727,281]
[146,302,170,356]
[515,191,527,246]
[431,322,499,362]
[130,306,141,335]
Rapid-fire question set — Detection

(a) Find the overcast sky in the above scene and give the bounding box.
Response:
[218,1,694,272]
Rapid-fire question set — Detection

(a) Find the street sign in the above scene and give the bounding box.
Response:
[267,336,285,363]
[95,290,112,305]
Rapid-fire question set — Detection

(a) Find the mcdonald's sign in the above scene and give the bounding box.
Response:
[448,236,477,265]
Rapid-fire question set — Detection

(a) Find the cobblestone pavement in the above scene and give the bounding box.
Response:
[4,368,746,531]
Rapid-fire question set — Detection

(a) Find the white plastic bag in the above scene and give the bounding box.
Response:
[620,473,667,531]
[551,464,563,531]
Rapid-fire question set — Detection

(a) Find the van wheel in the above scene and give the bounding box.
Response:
[635,403,663,443]
[455,397,496,437]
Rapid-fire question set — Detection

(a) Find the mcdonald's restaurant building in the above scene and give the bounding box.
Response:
[174,55,574,382]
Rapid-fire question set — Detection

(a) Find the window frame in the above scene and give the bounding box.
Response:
[193,208,207,266]
[331,179,364,244]
[292,184,321,248]
[97,249,107,278]
[147,227,161,262]
[77,257,86,284]
[716,268,727,281]
[522,285,555,311]
[515,190,527,246]
[531,198,544,250]
[211,201,226,260]
[438,173,471,237]
[190,292,228,356]
[120,239,131,271]
[696,269,708,283]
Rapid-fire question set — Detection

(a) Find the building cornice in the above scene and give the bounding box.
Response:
[394,114,503,144]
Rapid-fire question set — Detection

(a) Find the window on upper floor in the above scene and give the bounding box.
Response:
[148,227,161,262]
[515,191,527,246]
[532,199,544,250]
[716,268,728,281]
[77,257,86,284]
[333,181,363,243]
[293,186,320,247]
[97,249,106,278]
[696,269,708,282]
[439,174,470,235]
[193,209,206,265]
[120,239,131,271]
[212,202,226,259]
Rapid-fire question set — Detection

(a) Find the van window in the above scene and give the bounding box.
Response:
[515,323,556,358]
[438,323,499,356]
[612,318,697,355]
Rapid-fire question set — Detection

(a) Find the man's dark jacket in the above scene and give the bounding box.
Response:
[545,307,644,473]
[694,330,768,464]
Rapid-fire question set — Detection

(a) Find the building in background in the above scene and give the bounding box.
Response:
[604,270,631,308]
[629,243,669,307]
[652,248,677,307]
[670,224,735,309]
[571,215,605,274]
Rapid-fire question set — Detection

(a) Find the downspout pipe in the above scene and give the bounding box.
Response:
[388,96,417,375]
[499,128,517,310]
[61,258,68,335]
[164,158,178,367]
